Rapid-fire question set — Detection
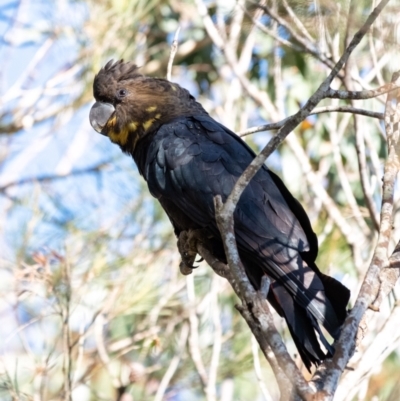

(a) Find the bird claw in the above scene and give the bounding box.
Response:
[180,260,194,275]
[177,229,207,275]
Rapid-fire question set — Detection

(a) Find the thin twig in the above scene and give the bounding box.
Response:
[343,54,380,231]
[72,319,86,386]
[327,80,400,99]
[206,276,222,401]
[228,0,245,52]
[251,336,274,401]
[313,105,383,119]
[166,26,181,81]
[281,0,315,43]
[238,1,265,74]
[353,112,380,230]
[254,1,336,71]
[186,275,209,388]
[194,0,277,117]
[363,128,383,199]
[328,106,371,237]
[368,29,385,86]
[62,260,72,401]
[0,162,110,193]
[238,106,383,136]
[285,134,363,258]
[153,323,189,401]
[242,6,302,53]
[2,37,55,103]
[272,0,285,120]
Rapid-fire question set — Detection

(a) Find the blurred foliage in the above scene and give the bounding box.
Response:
[0,0,400,400]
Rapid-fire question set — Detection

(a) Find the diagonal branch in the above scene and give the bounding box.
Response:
[254,1,336,71]
[197,1,390,399]
[194,1,392,399]
[212,196,315,401]
[224,0,389,213]
[310,69,400,398]
[197,239,306,401]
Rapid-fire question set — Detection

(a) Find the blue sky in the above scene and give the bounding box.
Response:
[0,1,160,262]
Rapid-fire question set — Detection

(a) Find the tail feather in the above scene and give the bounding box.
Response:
[266,258,344,339]
[241,251,350,370]
[302,260,350,326]
[268,265,349,371]
[269,283,327,371]
[318,271,350,324]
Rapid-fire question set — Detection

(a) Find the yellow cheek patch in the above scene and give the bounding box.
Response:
[129,121,139,131]
[106,115,117,128]
[109,126,129,146]
[106,117,137,147]
[155,113,161,119]
[146,106,157,112]
[143,119,155,131]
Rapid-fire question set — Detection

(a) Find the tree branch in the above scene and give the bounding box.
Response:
[226,0,389,212]
[310,68,400,398]
[212,195,314,401]
[238,106,383,137]
[254,1,337,72]
[327,81,400,100]
[194,1,392,399]
[194,232,299,399]
[0,162,110,193]
[166,26,181,81]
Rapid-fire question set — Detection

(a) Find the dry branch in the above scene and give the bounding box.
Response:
[166,27,181,81]
[238,106,383,137]
[192,0,393,400]
[310,69,400,398]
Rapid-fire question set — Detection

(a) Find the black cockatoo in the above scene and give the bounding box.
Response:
[89,60,350,370]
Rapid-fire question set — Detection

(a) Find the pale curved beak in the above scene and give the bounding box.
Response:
[89,101,115,135]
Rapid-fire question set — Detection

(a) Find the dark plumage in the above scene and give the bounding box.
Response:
[89,60,350,371]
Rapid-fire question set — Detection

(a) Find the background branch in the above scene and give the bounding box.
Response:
[2,1,399,400]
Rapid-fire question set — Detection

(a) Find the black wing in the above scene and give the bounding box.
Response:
[143,116,308,247]
[138,115,349,369]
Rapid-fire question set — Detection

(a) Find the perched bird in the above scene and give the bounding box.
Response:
[89,60,350,371]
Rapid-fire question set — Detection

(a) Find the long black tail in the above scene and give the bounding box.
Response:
[268,265,350,371]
